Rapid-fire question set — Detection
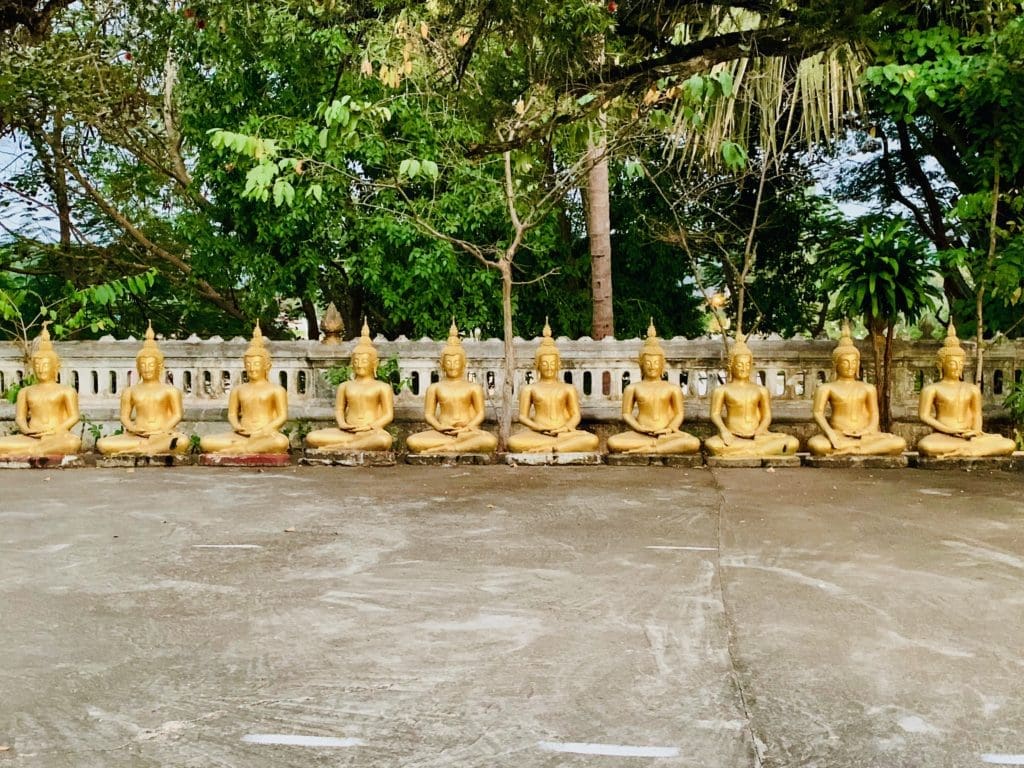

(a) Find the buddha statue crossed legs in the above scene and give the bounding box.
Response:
[917,322,1015,457]
[305,320,394,451]
[0,324,82,457]
[705,334,798,457]
[406,320,497,454]
[807,321,906,456]
[97,323,187,456]
[507,321,598,453]
[199,323,290,454]
[607,320,699,455]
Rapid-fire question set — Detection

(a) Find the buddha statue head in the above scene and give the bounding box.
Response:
[639,318,666,380]
[727,333,753,382]
[136,322,165,383]
[831,320,860,379]
[243,322,272,382]
[534,319,560,380]
[936,321,966,380]
[441,318,466,379]
[30,322,60,383]
[352,318,379,377]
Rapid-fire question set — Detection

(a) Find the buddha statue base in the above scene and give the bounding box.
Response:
[405,452,497,466]
[199,453,292,467]
[97,454,196,469]
[0,454,84,469]
[707,454,802,469]
[301,449,396,467]
[606,453,703,468]
[502,451,603,466]
[914,452,1024,471]
[804,453,909,469]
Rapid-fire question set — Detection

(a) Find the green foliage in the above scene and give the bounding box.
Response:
[3,374,35,404]
[1003,379,1024,448]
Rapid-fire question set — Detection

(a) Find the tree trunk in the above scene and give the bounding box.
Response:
[498,258,515,450]
[870,316,885,422]
[880,321,895,432]
[586,126,613,339]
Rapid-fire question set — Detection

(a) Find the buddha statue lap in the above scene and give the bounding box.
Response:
[406,320,497,454]
[606,320,699,455]
[705,334,798,458]
[916,322,1015,458]
[507,321,598,453]
[807,321,906,456]
[0,324,82,457]
[199,323,290,454]
[97,323,188,456]
[305,320,394,451]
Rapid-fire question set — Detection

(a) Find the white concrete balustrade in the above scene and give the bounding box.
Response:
[1,333,1022,432]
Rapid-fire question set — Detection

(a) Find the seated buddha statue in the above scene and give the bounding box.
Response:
[0,323,82,457]
[305,319,394,451]
[807,321,907,456]
[917,322,1015,457]
[607,320,699,455]
[97,323,188,456]
[705,334,799,457]
[507,321,599,453]
[406,320,497,454]
[199,323,290,454]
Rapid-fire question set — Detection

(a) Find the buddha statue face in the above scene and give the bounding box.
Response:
[835,351,859,380]
[442,352,465,379]
[352,351,377,377]
[31,352,59,383]
[940,353,965,380]
[641,352,665,380]
[537,352,559,380]
[244,353,270,382]
[730,353,752,382]
[137,353,162,383]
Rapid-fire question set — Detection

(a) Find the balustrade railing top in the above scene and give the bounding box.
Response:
[2,334,1022,420]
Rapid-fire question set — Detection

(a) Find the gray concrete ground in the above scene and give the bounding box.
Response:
[1,465,1022,767]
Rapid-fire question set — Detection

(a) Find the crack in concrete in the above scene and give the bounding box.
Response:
[710,467,766,768]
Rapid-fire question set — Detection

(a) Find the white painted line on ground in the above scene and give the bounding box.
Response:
[193,544,263,549]
[538,741,680,758]
[646,545,717,551]
[242,734,363,748]
[982,755,1024,765]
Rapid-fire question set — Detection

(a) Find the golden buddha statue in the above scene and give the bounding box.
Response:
[199,323,290,454]
[607,320,699,455]
[96,323,188,456]
[916,322,1015,457]
[406,320,497,454]
[705,334,798,457]
[807,321,906,456]
[0,324,82,457]
[305,319,394,451]
[507,321,599,453]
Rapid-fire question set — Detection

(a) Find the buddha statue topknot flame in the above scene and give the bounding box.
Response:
[406,319,497,454]
[305,319,394,451]
[606,320,699,455]
[0,323,82,457]
[704,333,798,457]
[507,320,599,453]
[199,323,290,454]
[807,320,906,456]
[97,322,188,456]
[916,322,1015,457]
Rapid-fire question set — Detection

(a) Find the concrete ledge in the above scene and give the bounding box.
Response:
[502,452,603,466]
[199,453,292,467]
[707,455,802,469]
[405,453,497,466]
[914,453,1022,471]
[96,454,196,468]
[300,450,396,467]
[0,454,85,469]
[803,454,910,469]
[605,453,703,468]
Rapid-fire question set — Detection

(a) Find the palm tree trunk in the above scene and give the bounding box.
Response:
[586,123,613,339]
[880,321,895,432]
